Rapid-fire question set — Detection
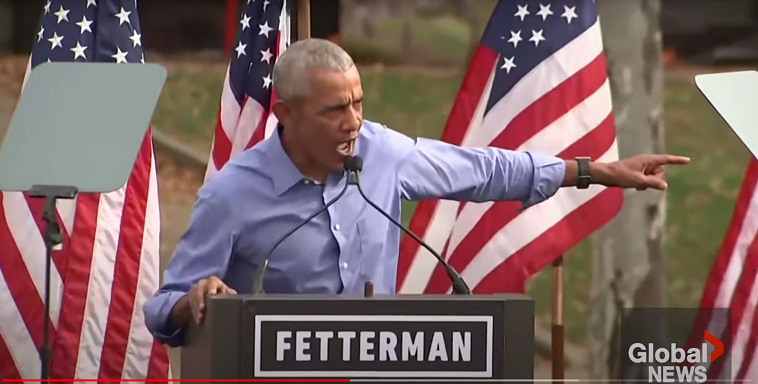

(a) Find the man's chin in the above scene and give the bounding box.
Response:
[332,154,352,172]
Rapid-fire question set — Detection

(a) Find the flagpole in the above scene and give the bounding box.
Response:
[296,0,311,40]
[223,0,238,59]
[552,255,565,383]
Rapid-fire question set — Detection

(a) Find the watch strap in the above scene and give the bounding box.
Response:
[576,157,591,189]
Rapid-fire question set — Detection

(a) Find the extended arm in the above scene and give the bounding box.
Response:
[397,135,566,209]
[395,132,689,204]
[142,186,237,348]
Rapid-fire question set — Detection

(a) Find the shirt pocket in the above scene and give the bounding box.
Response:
[355,218,384,280]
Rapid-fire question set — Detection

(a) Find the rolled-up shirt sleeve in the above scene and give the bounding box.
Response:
[142,184,237,347]
[396,136,565,209]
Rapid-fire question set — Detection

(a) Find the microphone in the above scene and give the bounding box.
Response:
[251,162,355,294]
[345,156,472,295]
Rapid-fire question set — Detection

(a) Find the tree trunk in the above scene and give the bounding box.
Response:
[589,0,666,382]
[401,18,413,54]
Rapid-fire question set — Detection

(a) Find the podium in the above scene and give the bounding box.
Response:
[181,294,534,382]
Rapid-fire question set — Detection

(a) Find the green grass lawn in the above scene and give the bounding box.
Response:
[151,62,750,346]
[360,16,472,65]
[337,1,499,66]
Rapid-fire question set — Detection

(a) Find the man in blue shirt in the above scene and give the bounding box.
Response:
[143,39,689,347]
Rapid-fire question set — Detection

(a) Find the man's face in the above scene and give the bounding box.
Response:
[276,65,363,173]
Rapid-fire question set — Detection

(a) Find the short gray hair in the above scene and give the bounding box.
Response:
[272,38,355,100]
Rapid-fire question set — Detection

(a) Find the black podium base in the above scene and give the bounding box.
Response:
[181,294,534,383]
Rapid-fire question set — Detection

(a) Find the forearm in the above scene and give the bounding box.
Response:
[170,294,192,330]
[561,159,614,187]
[143,289,190,347]
[141,183,237,347]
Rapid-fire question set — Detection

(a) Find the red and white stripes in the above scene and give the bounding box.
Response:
[0,67,169,380]
[397,17,623,294]
[688,159,758,383]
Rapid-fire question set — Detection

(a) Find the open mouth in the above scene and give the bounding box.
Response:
[337,138,355,156]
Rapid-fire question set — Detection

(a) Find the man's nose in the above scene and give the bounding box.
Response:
[342,108,361,133]
[341,122,360,137]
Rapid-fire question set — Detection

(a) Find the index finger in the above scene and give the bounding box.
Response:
[206,278,228,295]
[222,286,237,295]
[652,154,690,165]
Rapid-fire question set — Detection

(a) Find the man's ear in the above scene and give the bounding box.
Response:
[271,99,292,126]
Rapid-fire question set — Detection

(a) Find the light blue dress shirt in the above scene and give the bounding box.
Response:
[143,120,566,347]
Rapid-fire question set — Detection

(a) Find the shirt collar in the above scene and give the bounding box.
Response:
[262,124,363,196]
[263,125,311,196]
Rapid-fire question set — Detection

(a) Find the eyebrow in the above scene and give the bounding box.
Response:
[319,96,363,113]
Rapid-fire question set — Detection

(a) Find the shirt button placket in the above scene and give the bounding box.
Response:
[325,181,351,288]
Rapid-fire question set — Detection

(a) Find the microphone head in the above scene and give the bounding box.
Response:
[343,156,364,172]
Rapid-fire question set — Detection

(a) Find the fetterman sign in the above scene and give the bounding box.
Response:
[254,315,492,377]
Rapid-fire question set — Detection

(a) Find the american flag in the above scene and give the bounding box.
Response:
[396,0,623,294]
[685,159,758,383]
[205,0,290,180]
[0,0,169,380]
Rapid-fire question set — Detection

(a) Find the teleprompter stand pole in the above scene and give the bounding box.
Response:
[28,185,78,382]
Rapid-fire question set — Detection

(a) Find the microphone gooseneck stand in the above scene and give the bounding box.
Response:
[250,172,352,295]
[345,157,471,294]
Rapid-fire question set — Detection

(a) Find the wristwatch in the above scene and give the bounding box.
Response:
[575,157,591,189]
